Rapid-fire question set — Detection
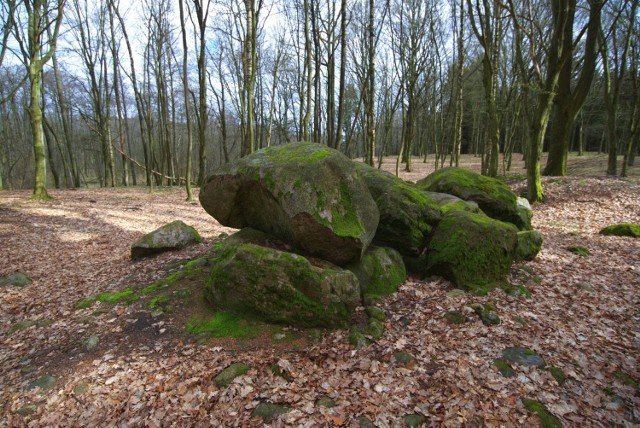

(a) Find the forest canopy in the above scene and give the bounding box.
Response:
[0,0,638,201]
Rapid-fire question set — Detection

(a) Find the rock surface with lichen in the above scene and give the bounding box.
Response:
[416,167,532,230]
[131,220,202,259]
[355,163,441,258]
[205,239,361,328]
[426,209,518,293]
[199,142,379,265]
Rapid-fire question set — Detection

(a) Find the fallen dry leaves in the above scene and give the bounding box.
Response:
[0,173,639,427]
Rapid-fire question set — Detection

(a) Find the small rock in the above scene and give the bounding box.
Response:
[494,358,515,377]
[575,282,594,292]
[445,310,466,325]
[315,396,336,408]
[73,383,90,396]
[480,312,501,326]
[14,404,37,416]
[502,347,545,368]
[348,328,370,349]
[357,416,377,427]
[0,272,32,287]
[26,374,56,391]
[404,413,427,427]
[270,365,293,382]
[213,363,250,387]
[82,335,100,351]
[548,367,567,386]
[392,351,416,368]
[250,402,289,419]
[273,332,287,340]
[399,315,411,326]
[446,289,466,298]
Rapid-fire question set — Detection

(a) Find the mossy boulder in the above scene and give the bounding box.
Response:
[515,230,543,261]
[205,242,360,328]
[0,272,32,287]
[426,210,518,293]
[346,245,406,298]
[131,220,202,259]
[199,142,379,265]
[355,163,441,257]
[599,223,640,238]
[417,167,531,230]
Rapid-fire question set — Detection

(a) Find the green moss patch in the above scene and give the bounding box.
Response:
[548,367,567,386]
[213,362,250,387]
[186,312,256,338]
[566,246,590,257]
[96,288,139,305]
[599,223,640,237]
[614,369,638,388]
[521,399,562,428]
[445,310,466,324]
[494,359,515,377]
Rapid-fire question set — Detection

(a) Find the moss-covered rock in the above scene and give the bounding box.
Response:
[417,167,531,230]
[213,363,250,387]
[366,306,386,321]
[521,399,562,428]
[200,142,380,265]
[205,243,360,328]
[355,163,441,257]
[426,210,518,293]
[0,272,32,287]
[599,223,640,237]
[26,374,57,391]
[347,245,406,299]
[502,347,546,368]
[131,220,202,259]
[348,328,370,349]
[445,310,466,324]
[404,413,427,427]
[515,230,543,261]
[494,358,515,377]
[250,402,290,419]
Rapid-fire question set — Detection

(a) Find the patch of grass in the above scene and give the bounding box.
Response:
[148,295,171,310]
[186,312,256,338]
[139,282,166,295]
[567,245,590,257]
[96,288,139,305]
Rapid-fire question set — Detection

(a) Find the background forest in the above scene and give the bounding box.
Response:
[0,0,639,202]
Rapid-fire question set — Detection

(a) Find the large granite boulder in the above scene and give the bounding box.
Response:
[199,142,379,265]
[355,163,441,257]
[131,220,202,259]
[416,167,532,230]
[426,210,519,293]
[205,241,361,328]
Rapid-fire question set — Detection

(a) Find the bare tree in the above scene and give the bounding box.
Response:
[11,0,65,199]
[543,0,603,176]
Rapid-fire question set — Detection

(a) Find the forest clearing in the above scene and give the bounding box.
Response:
[1,153,638,426]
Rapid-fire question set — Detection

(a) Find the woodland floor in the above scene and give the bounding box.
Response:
[0,153,639,427]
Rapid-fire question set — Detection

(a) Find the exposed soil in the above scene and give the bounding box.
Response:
[0,153,639,426]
